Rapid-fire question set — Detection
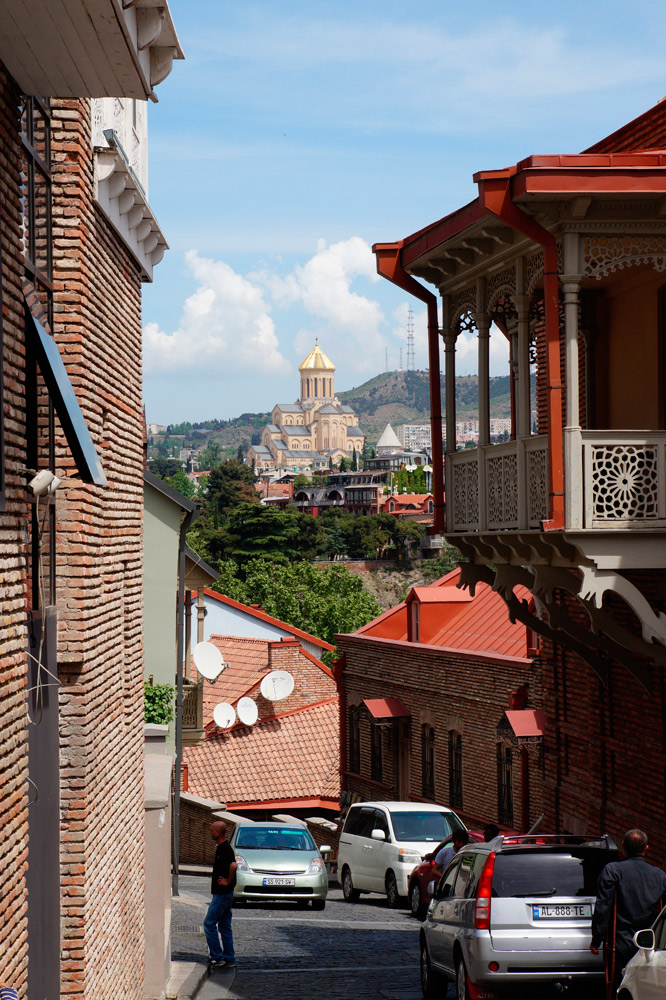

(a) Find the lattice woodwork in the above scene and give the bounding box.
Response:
[527,446,549,525]
[449,286,477,328]
[591,445,659,520]
[487,264,516,313]
[583,235,666,280]
[487,453,518,526]
[452,461,479,529]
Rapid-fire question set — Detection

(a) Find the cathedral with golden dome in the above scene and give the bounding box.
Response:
[247,342,365,471]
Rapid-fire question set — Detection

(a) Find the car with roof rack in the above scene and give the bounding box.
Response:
[419,833,618,999]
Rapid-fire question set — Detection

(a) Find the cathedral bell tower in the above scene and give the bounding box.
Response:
[298,340,336,401]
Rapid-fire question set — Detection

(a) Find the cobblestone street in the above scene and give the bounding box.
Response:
[172,875,434,999]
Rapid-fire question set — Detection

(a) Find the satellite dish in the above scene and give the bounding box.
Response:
[213,702,236,729]
[237,697,258,726]
[260,670,294,702]
[193,641,224,681]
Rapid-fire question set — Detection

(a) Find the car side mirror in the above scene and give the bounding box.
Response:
[371,829,386,841]
[427,880,438,897]
[319,845,331,855]
[634,929,655,951]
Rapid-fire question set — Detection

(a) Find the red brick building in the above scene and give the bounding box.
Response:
[0,7,182,997]
[183,634,340,818]
[336,569,544,832]
[374,101,666,863]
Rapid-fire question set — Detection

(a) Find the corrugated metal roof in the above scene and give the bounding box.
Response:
[363,697,410,719]
[584,100,666,154]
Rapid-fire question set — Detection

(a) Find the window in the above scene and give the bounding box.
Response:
[497,743,514,827]
[348,706,360,773]
[421,725,435,799]
[373,809,390,840]
[370,719,383,782]
[448,731,463,808]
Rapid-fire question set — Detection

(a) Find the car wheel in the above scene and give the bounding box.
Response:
[456,956,471,1000]
[409,880,426,920]
[420,940,444,999]
[385,871,402,909]
[311,899,326,911]
[341,866,360,903]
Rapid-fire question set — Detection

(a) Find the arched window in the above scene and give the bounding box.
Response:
[421,725,435,799]
[448,730,463,808]
[349,707,360,773]
[497,743,514,826]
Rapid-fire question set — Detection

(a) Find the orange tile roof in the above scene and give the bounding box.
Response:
[183,699,340,807]
[195,636,271,718]
[356,567,531,660]
[203,588,334,651]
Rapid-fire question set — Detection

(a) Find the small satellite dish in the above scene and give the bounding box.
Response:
[213,702,236,729]
[193,641,224,681]
[260,670,295,702]
[237,697,258,726]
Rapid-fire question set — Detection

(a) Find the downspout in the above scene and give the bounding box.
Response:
[172,502,199,897]
[477,175,564,530]
[372,243,445,534]
[333,653,347,795]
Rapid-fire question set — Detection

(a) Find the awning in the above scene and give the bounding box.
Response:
[363,697,411,720]
[505,709,547,738]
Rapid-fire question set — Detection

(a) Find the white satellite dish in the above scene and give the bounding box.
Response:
[260,670,295,702]
[237,697,259,726]
[193,641,224,681]
[213,702,236,729]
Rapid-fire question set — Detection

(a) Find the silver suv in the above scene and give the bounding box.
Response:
[420,834,617,999]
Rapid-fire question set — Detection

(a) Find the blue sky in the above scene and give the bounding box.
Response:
[142,0,666,423]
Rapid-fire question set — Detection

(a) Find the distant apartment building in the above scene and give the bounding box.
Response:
[396,423,434,452]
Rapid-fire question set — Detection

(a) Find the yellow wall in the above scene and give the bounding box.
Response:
[600,268,664,429]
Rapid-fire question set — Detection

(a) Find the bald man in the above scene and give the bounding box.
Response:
[203,821,237,969]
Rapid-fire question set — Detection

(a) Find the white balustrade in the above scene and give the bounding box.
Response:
[582,431,666,528]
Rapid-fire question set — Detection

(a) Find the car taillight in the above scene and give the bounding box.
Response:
[475,852,496,930]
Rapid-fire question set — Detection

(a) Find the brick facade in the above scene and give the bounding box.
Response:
[540,570,666,866]
[337,634,543,832]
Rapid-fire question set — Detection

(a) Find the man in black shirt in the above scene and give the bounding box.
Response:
[203,821,237,969]
[590,829,666,995]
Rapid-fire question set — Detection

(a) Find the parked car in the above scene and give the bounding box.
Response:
[408,831,484,919]
[618,907,666,999]
[231,822,329,909]
[338,801,464,908]
[419,834,618,999]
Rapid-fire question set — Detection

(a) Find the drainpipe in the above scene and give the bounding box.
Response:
[373,243,445,535]
[333,653,347,794]
[476,174,564,530]
[172,503,198,897]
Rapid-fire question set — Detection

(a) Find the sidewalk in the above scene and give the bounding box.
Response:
[167,960,235,1000]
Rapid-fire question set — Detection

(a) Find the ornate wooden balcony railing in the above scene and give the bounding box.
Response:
[582,430,666,529]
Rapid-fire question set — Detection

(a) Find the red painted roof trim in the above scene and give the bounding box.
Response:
[226,797,339,810]
[203,588,334,651]
[337,632,532,666]
[298,645,334,678]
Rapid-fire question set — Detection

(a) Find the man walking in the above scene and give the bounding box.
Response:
[204,821,237,969]
[590,829,666,996]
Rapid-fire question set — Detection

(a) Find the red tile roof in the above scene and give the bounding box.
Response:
[204,588,334,651]
[584,99,666,154]
[356,567,532,660]
[183,699,340,808]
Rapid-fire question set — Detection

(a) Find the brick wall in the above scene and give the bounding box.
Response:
[241,638,337,719]
[180,798,236,866]
[337,634,543,832]
[0,63,31,995]
[50,100,146,999]
[540,571,666,865]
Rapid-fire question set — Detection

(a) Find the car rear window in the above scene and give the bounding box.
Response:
[492,849,613,898]
[390,810,462,843]
[235,827,315,851]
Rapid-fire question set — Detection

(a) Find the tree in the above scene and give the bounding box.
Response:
[149,456,182,479]
[167,468,195,498]
[207,459,258,518]
[351,448,358,471]
[236,444,244,461]
[198,440,222,470]
[211,558,381,661]
[225,504,321,565]
[339,456,349,472]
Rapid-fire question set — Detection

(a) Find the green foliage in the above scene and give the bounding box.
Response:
[225,503,321,564]
[167,468,195,498]
[198,441,222,470]
[207,459,258,517]
[211,558,382,660]
[144,682,175,724]
[150,457,182,479]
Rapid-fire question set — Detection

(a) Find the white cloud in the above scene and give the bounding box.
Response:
[455,324,511,377]
[143,251,291,376]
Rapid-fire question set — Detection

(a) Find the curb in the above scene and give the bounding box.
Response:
[172,962,208,1000]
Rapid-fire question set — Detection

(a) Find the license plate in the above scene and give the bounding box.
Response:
[262,877,295,886]
[532,903,592,919]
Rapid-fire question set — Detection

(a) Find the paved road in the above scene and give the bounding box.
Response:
[172,875,433,999]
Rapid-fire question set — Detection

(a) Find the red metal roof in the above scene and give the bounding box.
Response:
[505,709,547,737]
[584,99,666,154]
[203,588,334,651]
[363,697,410,719]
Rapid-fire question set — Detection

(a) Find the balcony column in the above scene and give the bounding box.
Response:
[184,590,192,679]
[562,234,584,530]
[196,586,206,643]
[441,294,456,531]
[477,279,490,447]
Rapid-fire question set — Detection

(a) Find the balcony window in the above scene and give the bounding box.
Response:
[348,707,360,774]
[448,730,463,808]
[370,719,383,783]
[497,743,514,827]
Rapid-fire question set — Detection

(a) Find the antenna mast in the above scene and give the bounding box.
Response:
[407,307,415,370]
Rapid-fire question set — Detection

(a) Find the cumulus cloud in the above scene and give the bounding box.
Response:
[143,251,291,376]
[455,324,511,377]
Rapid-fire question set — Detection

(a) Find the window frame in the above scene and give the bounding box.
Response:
[497,742,514,827]
[448,730,463,809]
[421,724,435,799]
[348,705,360,774]
[370,718,383,783]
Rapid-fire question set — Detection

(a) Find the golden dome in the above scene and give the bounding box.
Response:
[298,342,335,372]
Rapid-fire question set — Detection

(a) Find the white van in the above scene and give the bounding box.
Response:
[337,801,464,907]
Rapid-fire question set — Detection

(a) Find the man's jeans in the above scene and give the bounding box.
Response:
[203,892,235,962]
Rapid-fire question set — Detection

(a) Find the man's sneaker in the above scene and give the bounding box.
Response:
[221,960,236,968]
[208,958,225,967]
